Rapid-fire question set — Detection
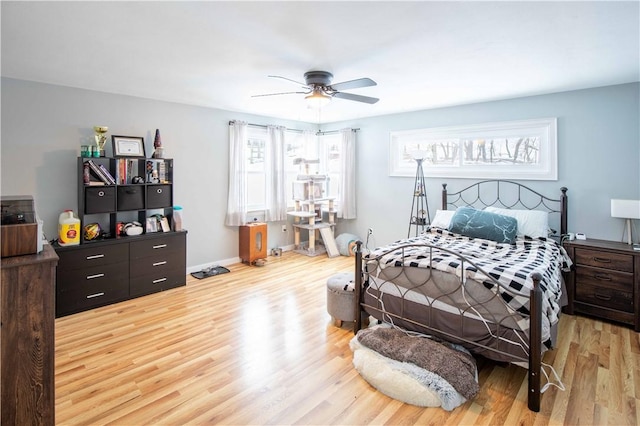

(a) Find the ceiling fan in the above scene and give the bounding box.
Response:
[252,71,379,106]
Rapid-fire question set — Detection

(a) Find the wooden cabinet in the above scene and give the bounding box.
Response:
[1,244,58,425]
[564,238,640,331]
[239,223,267,265]
[55,155,187,317]
[55,231,187,317]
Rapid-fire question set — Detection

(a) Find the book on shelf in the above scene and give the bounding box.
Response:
[83,163,105,186]
[117,158,128,184]
[86,159,112,184]
[98,163,116,184]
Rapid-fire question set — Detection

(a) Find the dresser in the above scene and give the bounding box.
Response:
[563,238,640,331]
[55,231,186,317]
[1,244,58,425]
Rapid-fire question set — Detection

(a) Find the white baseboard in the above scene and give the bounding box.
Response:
[187,257,240,274]
[187,244,296,273]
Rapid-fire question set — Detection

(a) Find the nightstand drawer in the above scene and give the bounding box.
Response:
[575,248,633,273]
[575,281,633,313]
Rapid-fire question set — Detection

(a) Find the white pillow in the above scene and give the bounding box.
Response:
[484,206,549,239]
[430,209,456,229]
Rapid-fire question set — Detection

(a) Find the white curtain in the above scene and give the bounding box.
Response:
[265,125,287,221]
[225,121,248,226]
[338,128,357,219]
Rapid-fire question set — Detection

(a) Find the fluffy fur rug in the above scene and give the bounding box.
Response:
[350,336,467,410]
[356,327,479,399]
[350,325,479,410]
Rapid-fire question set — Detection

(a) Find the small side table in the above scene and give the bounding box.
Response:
[239,222,267,265]
[564,238,640,331]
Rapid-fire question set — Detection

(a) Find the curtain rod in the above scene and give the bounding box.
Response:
[228,121,359,136]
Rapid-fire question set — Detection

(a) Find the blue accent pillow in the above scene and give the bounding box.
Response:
[448,207,518,244]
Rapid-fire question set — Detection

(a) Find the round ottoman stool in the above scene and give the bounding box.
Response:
[327,272,356,327]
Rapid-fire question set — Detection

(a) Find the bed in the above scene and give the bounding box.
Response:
[353,180,569,412]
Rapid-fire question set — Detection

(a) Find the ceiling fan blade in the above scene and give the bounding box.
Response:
[268,75,309,89]
[251,91,309,98]
[330,77,377,91]
[333,91,379,104]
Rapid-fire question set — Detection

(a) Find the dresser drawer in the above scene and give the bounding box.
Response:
[129,269,185,297]
[56,263,129,316]
[575,248,633,273]
[57,261,129,292]
[130,233,185,260]
[129,252,184,278]
[57,243,129,270]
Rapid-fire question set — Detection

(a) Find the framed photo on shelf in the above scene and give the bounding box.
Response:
[112,135,146,158]
[145,217,158,233]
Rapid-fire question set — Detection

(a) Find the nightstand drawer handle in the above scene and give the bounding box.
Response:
[86,273,105,280]
[594,293,612,301]
[153,261,167,266]
[86,254,105,260]
[593,257,611,263]
[153,244,167,249]
[86,292,105,299]
[152,278,167,284]
[594,273,612,281]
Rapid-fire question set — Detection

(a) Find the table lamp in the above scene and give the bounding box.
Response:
[610,199,640,245]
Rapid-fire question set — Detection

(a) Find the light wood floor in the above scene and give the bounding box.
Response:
[55,251,640,425]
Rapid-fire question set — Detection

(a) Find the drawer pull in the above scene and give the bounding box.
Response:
[153,261,167,266]
[153,278,167,284]
[86,292,105,299]
[98,191,105,197]
[86,254,105,260]
[594,273,612,281]
[157,188,163,194]
[86,273,105,280]
[592,257,611,264]
[153,244,167,249]
[594,293,612,301]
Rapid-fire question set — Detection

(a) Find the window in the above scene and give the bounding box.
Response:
[389,118,557,180]
[246,128,266,211]
[245,128,343,212]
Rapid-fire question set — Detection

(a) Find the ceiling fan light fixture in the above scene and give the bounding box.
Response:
[305,87,332,108]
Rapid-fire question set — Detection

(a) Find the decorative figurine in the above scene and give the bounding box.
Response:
[152,128,164,158]
[93,126,109,157]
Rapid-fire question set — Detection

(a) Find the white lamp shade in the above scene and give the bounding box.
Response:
[611,199,640,219]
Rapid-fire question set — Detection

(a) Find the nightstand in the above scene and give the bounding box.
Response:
[564,238,640,331]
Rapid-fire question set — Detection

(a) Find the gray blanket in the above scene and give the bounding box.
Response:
[357,327,479,400]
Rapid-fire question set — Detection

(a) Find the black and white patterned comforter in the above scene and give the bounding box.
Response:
[366,228,572,347]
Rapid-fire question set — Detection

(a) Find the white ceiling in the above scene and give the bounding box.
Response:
[2,1,638,124]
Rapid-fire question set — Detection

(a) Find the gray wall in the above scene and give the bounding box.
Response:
[338,83,640,246]
[0,77,315,270]
[2,78,639,269]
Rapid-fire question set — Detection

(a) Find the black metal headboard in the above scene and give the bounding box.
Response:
[441,180,568,238]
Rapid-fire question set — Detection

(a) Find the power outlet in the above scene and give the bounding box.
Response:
[281,225,287,232]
